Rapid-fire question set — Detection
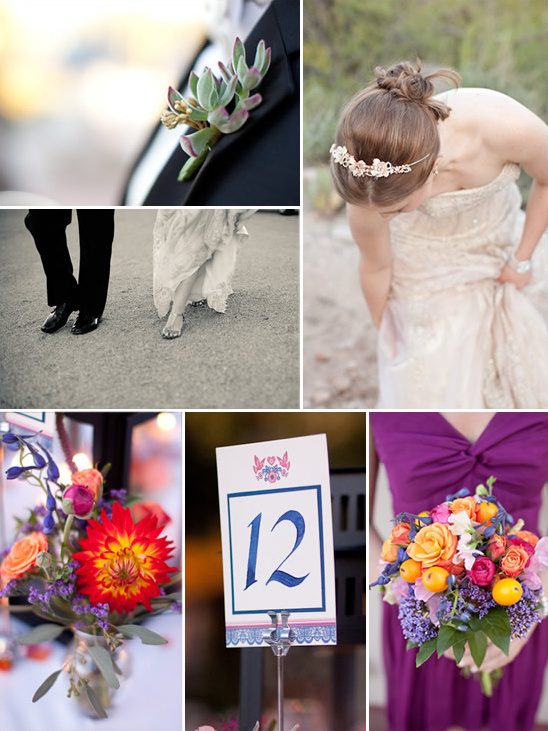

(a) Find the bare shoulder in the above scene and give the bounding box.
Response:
[438,88,548,179]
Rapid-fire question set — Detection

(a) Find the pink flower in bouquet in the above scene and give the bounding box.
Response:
[449,496,478,520]
[62,484,95,518]
[429,502,451,524]
[508,536,535,558]
[71,468,103,500]
[407,522,458,569]
[521,536,548,589]
[1,532,48,583]
[467,556,496,586]
[486,533,507,560]
[499,544,530,578]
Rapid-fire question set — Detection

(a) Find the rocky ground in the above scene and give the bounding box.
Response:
[303,195,378,409]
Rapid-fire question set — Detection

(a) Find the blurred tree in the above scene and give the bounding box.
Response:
[304,0,548,164]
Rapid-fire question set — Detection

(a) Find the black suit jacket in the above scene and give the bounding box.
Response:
[120,0,300,206]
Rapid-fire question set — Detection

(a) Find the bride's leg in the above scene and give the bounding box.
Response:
[162,269,200,339]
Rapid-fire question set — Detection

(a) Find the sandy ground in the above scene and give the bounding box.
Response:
[303,203,378,409]
[0,210,299,409]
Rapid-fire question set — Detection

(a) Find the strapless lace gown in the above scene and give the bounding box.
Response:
[153,209,255,316]
[378,164,548,407]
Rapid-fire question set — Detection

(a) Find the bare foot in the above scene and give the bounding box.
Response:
[162,313,184,339]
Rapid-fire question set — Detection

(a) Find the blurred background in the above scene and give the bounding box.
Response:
[185,411,366,731]
[0,0,207,204]
[303,0,548,409]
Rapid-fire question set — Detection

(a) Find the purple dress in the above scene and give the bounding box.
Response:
[371,412,548,731]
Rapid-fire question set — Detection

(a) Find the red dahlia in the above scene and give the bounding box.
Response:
[72,502,177,613]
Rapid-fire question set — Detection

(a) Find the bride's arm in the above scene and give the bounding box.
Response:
[482,91,548,289]
[347,204,392,328]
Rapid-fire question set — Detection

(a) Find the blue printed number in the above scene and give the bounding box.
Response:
[244,509,309,591]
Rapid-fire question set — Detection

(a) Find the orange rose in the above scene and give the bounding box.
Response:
[516,530,539,548]
[0,532,48,583]
[499,545,530,578]
[406,523,458,569]
[71,468,103,500]
[381,538,399,563]
[486,534,507,560]
[390,522,411,548]
[449,496,478,520]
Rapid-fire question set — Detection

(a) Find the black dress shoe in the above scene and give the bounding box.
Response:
[41,303,75,333]
[71,313,102,335]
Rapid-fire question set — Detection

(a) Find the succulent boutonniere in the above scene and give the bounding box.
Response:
[160,37,271,181]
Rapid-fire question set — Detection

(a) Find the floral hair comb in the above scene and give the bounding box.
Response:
[330,144,430,179]
[161,37,271,181]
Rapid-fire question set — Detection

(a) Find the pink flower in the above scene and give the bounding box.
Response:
[71,468,103,500]
[429,503,451,524]
[466,556,496,586]
[62,484,94,518]
[508,536,535,558]
[521,536,548,589]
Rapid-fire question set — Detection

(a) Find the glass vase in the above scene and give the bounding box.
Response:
[68,630,131,718]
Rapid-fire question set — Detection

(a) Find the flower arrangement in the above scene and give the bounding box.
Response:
[0,431,181,718]
[371,477,548,695]
[160,37,271,181]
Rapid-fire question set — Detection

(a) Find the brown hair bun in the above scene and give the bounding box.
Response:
[331,60,461,207]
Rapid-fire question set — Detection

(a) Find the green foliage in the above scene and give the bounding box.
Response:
[304,0,548,164]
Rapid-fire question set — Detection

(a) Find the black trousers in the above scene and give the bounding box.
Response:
[25,210,115,317]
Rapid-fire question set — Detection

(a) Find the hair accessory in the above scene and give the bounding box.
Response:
[330,144,430,179]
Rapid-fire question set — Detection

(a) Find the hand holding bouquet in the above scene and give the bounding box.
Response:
[371,477,548,695]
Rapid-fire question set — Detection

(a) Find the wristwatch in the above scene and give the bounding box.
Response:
[507,252,533,274]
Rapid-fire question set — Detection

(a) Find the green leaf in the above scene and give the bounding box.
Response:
[468,630,488,669]
[436,625,464,657]
[416,636,438,667]
[118,624,168,645]
[476,609,511,655]
[83,684,108,719]
[88,645,120,689]
[406,639,418,650]
[32,669,62,702]
[452,640,466,665]
[17,623,65,644]
[179,127,216,158]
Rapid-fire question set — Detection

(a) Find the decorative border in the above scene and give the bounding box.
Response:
[227,485,325,615]
[226,622,337,647]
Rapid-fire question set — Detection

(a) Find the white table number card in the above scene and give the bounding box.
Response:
[217,434,337,648]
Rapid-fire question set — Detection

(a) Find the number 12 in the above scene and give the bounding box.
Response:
[244,510,310,591]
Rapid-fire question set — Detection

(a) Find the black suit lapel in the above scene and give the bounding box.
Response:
[142,0,299,206]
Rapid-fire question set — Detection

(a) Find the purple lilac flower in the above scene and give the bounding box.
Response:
[28,572,79,612]
[507,585,542,639]
[95,489,128,518]
[398,596,438,645]
[72,595,110,632]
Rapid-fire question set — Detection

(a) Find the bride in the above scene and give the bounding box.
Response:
[330,61,548,408]
[153,208,257,338]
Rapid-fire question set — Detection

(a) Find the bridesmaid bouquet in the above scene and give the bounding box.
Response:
[0,432,181,718]
[371,476,548,695]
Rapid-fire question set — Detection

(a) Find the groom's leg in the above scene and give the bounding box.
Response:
[24,210,78,307]
[75,210,115,318]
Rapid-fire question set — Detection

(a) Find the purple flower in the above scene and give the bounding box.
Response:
[398,596,438,645]
[506,585,542,639]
